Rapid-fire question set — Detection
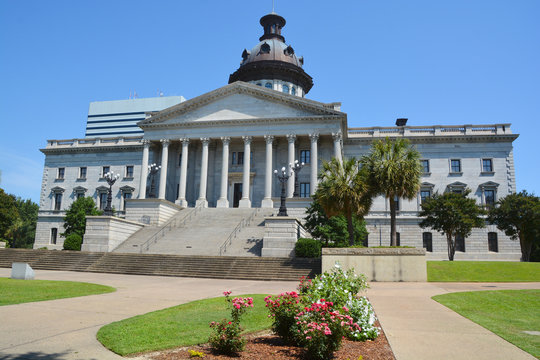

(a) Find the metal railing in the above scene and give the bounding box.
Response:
[139,203,204,253]
[218,208,260,256]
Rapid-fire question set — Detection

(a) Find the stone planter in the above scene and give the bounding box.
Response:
[322,247,427,282]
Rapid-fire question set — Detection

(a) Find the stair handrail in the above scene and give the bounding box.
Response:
[139,203,204,253]
[218,208,260,256]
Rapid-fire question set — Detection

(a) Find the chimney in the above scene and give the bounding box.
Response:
[396,118,408,126]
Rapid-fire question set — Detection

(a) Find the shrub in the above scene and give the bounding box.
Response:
[63,233,82,251]
[295,238,322,258]
[208,291,253,355]
[264,291,304,344]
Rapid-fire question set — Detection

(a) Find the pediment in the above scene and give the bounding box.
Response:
[139,82,344,128]
[479,181,499,188]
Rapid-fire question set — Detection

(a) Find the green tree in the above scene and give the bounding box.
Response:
[62,197,102,239]
[11,197,38,248]
[316,157,372,246]
[419,190,485,261]
[304,198,368,247]
[361,138,422,246]
[0,188,19,242]
[487,191,540,262]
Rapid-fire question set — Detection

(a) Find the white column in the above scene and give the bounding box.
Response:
[176,138,189,207]
[261,135,274,208]
[139,140,150,199]
[239,136,252,208]
[332,132,343,163]
[196,137,210,208]
[158,139,169,200]
[217,137,231,208]
[309,133,319,195]
[286,133,296,198]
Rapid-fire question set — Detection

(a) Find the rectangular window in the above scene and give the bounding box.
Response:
[482,159,493,172]
[102,166,110,177]
[123,192,132,210]
[79,167,87,179]
[394,197,400,212]
[232,152,237,165]
[76,192,85,200]
[99,193,107,210]
[420,190,431,204]
[450,159,461,173]
[421,160,430,174]
[57,167,65,179]
[54,193,62,211]
[125,165,134,178]
[488,232,498,252]
[423,232,433,252]
[300,183,310,198]
[300,150,311,164]
[50,228,57,245]
[237,152,244,165]
[455,234,465,252]
[485,189,495,207]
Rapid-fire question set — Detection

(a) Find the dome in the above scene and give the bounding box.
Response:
[229,13,313,95]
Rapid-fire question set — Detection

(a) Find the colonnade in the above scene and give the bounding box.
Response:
[138,132,343,208]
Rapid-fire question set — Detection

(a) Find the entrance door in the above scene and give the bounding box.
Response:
[233,183,243,208]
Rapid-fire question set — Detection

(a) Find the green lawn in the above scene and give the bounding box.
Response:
[0,277,115,306]
[97,294,272,356]
[427,261,540,282]
[433,290,540,358]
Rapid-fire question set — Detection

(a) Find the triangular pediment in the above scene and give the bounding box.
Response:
[139,82,344,128]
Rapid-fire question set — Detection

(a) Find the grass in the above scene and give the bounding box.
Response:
[433,290,540,358]
[0,277,115,306]
[97,293,272,356]
[427,261,540,282]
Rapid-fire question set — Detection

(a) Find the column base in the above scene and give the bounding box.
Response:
[175,199,188,208]
[216,198,229,208]
[261,198,273,208]
[195,199,208,208]
[238,198,251,208]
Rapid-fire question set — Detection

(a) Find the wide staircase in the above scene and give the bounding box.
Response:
[0,248,320,281]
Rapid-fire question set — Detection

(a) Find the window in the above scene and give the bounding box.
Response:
[300,183,310,198]
[455,234,465,252]
[54,193,62,211]
[421,160,430,174]
[237,152,244,165]
[50,228,57,245]
[488,232,498,252]
[125,165,134,178]
[123,192,132,210]
[300,150,310,164]
[450,159,461,173]
[102,166,110,177]
[232,152,236,165]
[265,82,272,89]
[76,192,85,200]
[485,189,495,207]
[231,152,244,165]
[422,232,433,252]
[420,190,431,204]
[99,192,107,210]
[282,84,289,94]
[57,168,65,180]
[396,232,401,246]
[394,197,400,212]
[79,167,87,179]
[482,159,493,173]
[256,83,262,87]
[291,87,296,96]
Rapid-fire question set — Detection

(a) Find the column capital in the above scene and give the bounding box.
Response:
[332,132,342,141]
[221,136,231,145]
[160,138,170,146]
[286,133,296,143]
[200,137,210,145]
[309,133,319,142]
[179,137,190,145]
[264,134,275,144]
[242,135,253,144]
[142,139,151,146]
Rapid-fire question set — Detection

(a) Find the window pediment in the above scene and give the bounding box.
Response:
[51,186,65,193]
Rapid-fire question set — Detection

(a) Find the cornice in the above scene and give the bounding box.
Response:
[344,134,519,145]
[41,144,143,155]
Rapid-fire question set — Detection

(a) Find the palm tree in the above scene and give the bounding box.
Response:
[361,138,422,246]
[316,157,373,246]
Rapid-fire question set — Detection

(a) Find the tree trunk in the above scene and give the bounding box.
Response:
[447,234,455,261]
[346,212,355,247]
[389,196,397,246]
[519,233,532,262]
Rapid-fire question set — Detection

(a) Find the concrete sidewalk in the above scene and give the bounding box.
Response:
[0,269,538,360]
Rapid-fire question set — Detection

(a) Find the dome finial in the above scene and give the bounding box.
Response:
[259,12,286,42]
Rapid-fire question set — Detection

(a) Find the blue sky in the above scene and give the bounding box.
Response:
[1,0,538,203]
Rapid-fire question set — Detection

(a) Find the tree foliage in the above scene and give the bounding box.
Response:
[62,197,102,239]
[0,188,38,248]
[315,157,372,246]
[361,138,422,246]
[419,190,485,261]
[0,188,18,241]
[487,191,540,262]
[304,198,368,247]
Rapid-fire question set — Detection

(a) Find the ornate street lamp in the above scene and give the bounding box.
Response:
[104,171,120,216]
[291,160,305,197]
[148,163,161,198]
[273,160,305,216]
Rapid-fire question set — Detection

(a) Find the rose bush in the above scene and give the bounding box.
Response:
[264,291,303,344]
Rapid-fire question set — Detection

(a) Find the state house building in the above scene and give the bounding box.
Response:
[34,12,521,260]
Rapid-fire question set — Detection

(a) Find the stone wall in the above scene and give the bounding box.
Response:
[33,213,65,250]
[262,216,304,257]
[81,216,144,252]
[124,199,182,226]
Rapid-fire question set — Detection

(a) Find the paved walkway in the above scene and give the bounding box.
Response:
[0,268,538,360]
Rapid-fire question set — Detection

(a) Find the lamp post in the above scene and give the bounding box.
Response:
[273,160,305,216]
[147,163,161,198]
[104,171,120,216]
[291,160,305,197]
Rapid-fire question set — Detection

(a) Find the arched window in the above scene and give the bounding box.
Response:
[265,82,272,89]
[291,87,296,95]
[256,83,262,87]
[282,84,289,94]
